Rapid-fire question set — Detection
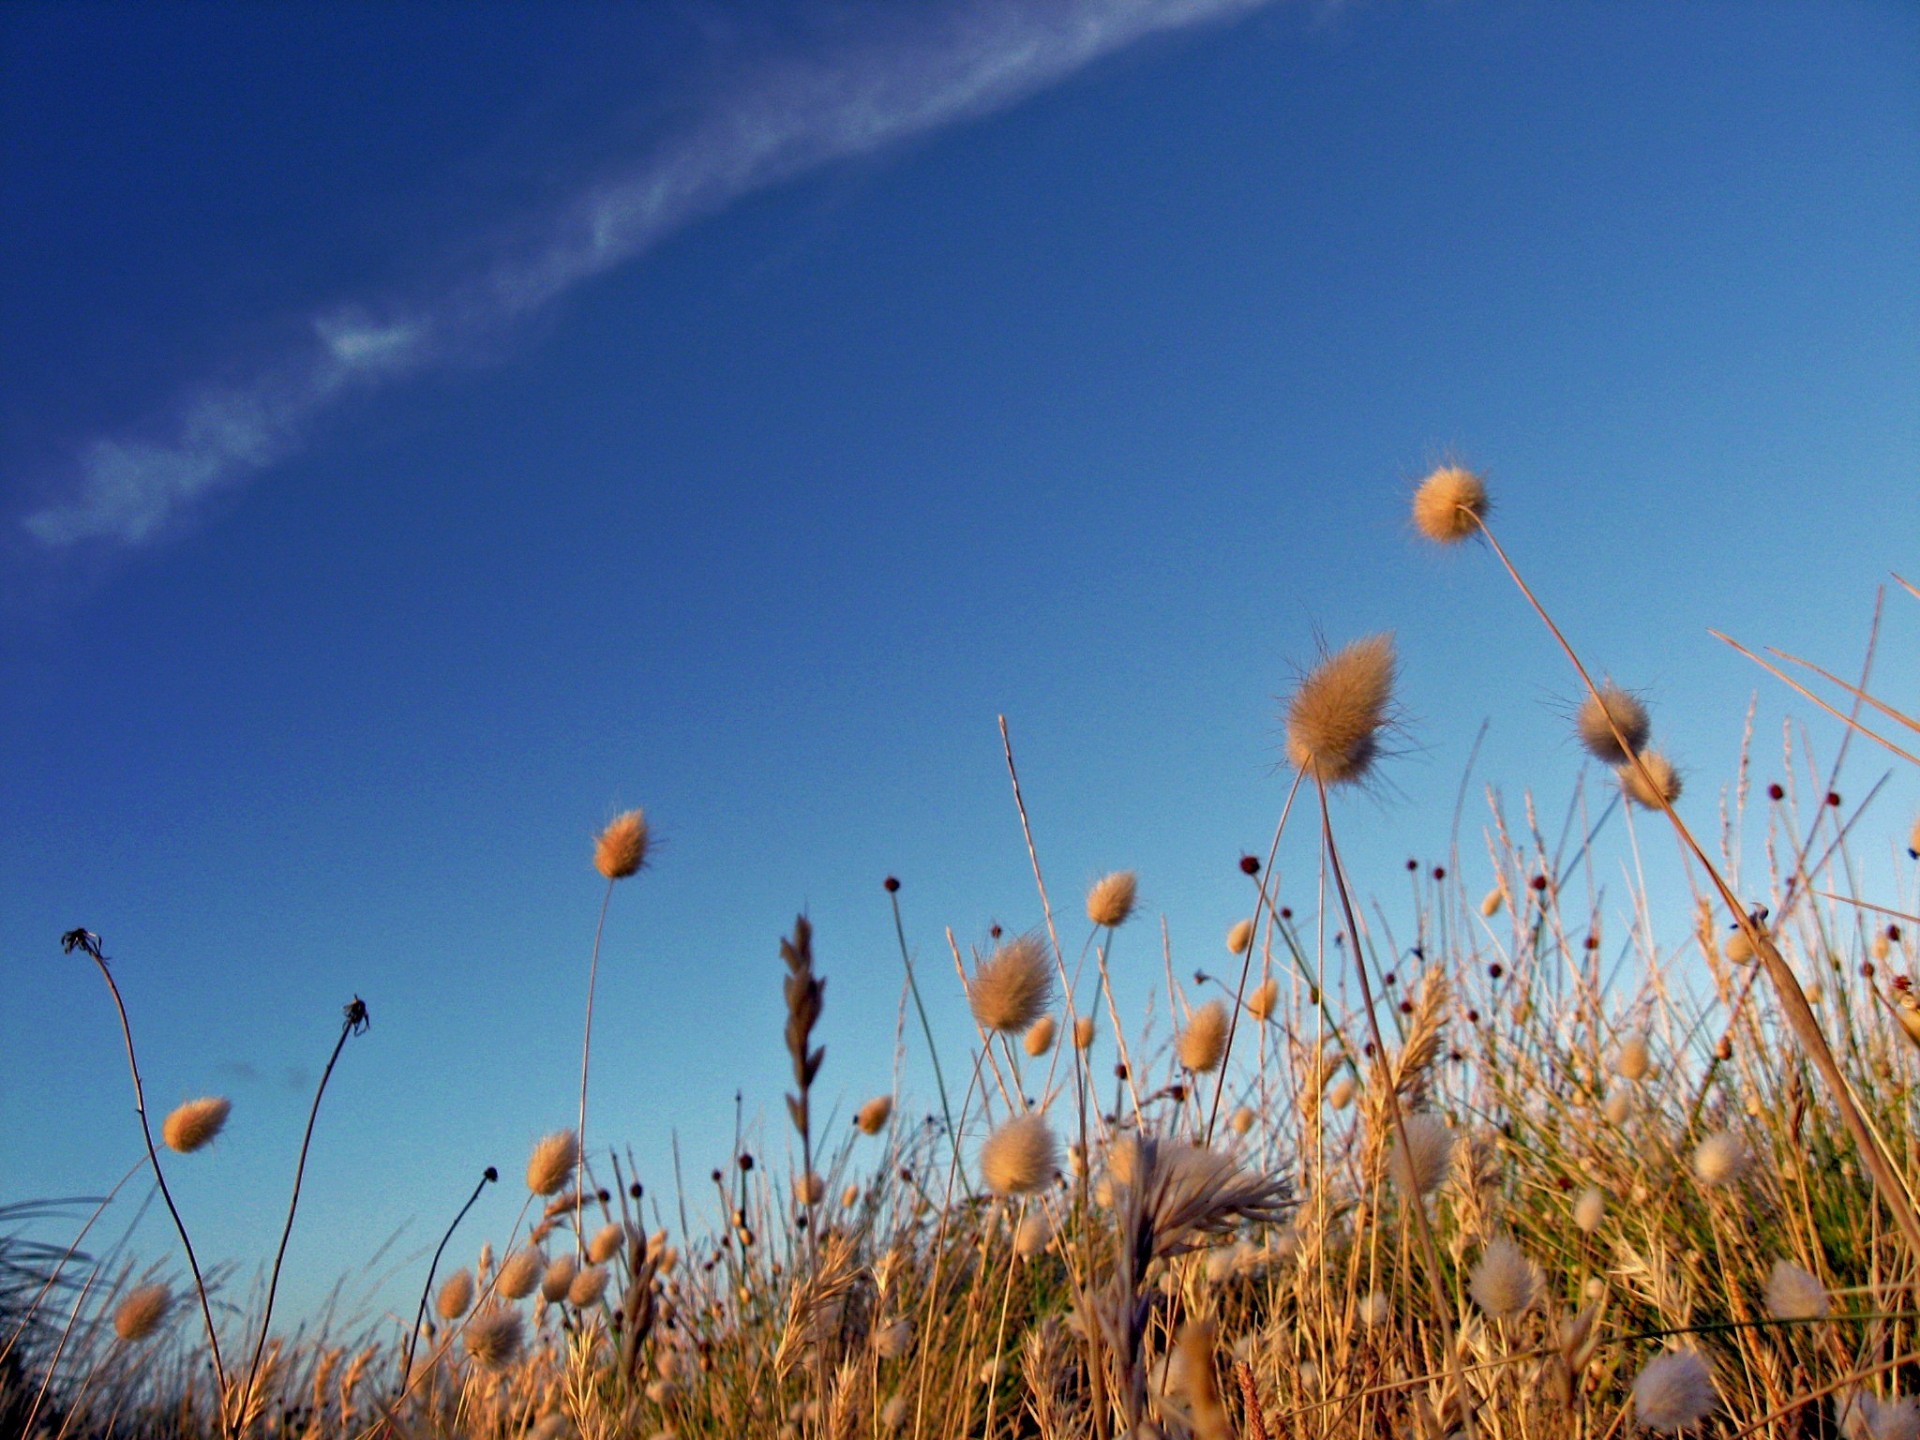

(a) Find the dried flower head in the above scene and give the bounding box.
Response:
[1358,1290,1390,1327]
[1411,465,1489,544]
[1086,871,1138,928]
[113,1284,170,1342]
[1023,1016,1056,1057]
[1632,1349,1716,1433]
[1692,1130,1749,1188]
[463,1307,524,1372]
[1285,633,1397,788]
[540,1254,577,1304]
[1245,977,1278,1022]
[1836,1388,1920,1440]
[1614,1033,1651,1082]
[1604,1088,1634,1127]
[856,1096,894,1135]
[1073,1015,1096,1050]
[1574,1186,1607,1234]
[969,935,1052,1034]
[796,1172,826,1206]
[497,1247,544,1300]
[979,1113,1058,1195]
[162,1097,230,1154]
[1481,887,1505,918]
[1014,1206,1054,1258]
[1577,682,1652,764]
[1229,1106,1255,1135]
[1177,999,1229,1073]
[871,1317,913,1360]
[1227,919,1255,956]
[1621,752,1683,810]
[588,1224,627,1265]
[1470,1237,1541,1320]
[1387,1112,1455,1196]
[436,1268,475,1321]
[1328,1074,1357,1110]
[593,809,649,880]
[527,1130,579,1197]
[1764,1260,1829,1321]
[567,1265,608,1307]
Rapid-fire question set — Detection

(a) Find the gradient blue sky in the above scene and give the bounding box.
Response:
[4,0,1917,1333]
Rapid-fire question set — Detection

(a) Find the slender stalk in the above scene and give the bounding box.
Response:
[243,996,369,1416]
[399,1167,498,1390]
[886,884,958,1167]
[577,879,615,1259]
[62,929,230,1436]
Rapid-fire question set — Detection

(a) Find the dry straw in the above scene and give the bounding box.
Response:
[112,1283,170,1342]
[969,934,1052,1034]
[1285,632,1396,787]
[162,1097,230,1154]
[1086,870,1138,928]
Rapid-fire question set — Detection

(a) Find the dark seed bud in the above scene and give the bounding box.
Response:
[1826,791,1842,807]
[884,876,900,892]
[1767,782,1784,801]
[484,1166,499,1183]
[1239,854,1260,875]
[1432,866,1446,880]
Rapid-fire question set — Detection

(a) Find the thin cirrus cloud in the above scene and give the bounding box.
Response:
[21,0,1273,553]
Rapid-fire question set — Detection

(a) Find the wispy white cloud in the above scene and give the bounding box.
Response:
[22,0,1273,550]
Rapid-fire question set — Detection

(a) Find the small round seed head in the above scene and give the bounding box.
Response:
[526,1130,579,1197]
[842,1184,859,1207]
[1632,1349,1716,1433]
[854,1097,893,1136]
[1086,871,1138,928]
[496,1247,544,1300]
[540,1254,577,1304]
[567,1265,608,1307]
[1229,1105,1255,1135]
[1481,887,1505,918]
[969,935,1053,1034]
[1621,752,1683,810]
[1725,924,1757,965]
[1013,1206,1054,1257]
[871,1317,912,1360]
[1358,1290,1390,1327]
[1245,977,1279,1022]
[1692,1130,1749,1188]
[1328,1075,1357,1110]
[436,1268,475,1321]
[1469,1237,1541,1320]
[162,1097,231,1154]
[1411,465,1489,544]
[1614,1033,1651,1082]
[881,1393,909,1431]
[979,1114,1057,1196]
[1073,1015,1096,1050]
[1911,816,1920,858]
[1388,1112,1455,1196]
[796,1172,826,1206]
[1023,1016,1056,1057]
[1764,1260,1829,1321]
[463,1306,524,1372]
[588,1223,627,1265]
[1604,1089,1633,1126]
[1177,999,1229,1072]
[593,809,649,880]
[1577,682,1652,764]
[1227,919,1255,956]
[113,1284,170,1342]
[1285,633,1397,788]
[1574,1185,1607,1234]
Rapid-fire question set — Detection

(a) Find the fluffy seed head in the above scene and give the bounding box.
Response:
[1632,1349,1716,1432]
[871,1318,913,1359]
[1177,999,1229,1073]
[436,1268,474,1321]
[1604,1089,1634,1126]
[1086,871,1138,928]
[1387,1112,1455,1196]
[496,1248,544,1300]
[979,1114,1057,1195]
[1481,887,1505,918]
[593,809,649,879]
[1013,1206,1054,1257]
[162,1097,230,1154]
[796,1172,826,1206]
[540,1254,577,1304]
[1411,465,1489,544]
[1328,1075,1357,1110]
[1245,977,1279,1022]
[1837,1388,1920,1440]
[463,1307,524,1372]
[113,1284,170,1342]
[1023,1016,1056,1057]
[526,1130,578,1197]
[1073,1015,1096,1050]
[1621,752,1683,810]
[1614,1033,1651,1082]
[1692,1130,1749,1188]
[1574,1186,1607,1234]
[1577,682,1652,764]
[1229,1106,1255,1135]
[1285,633,1397,788]
[567,1265,608,1307]
[1764,1260,1829,1320]
[1358,1290,1390,1327]
[1470,1237,1541,1320]
[856,1096,894,1135]
[1227,919,1255,955]
[588,1224,626,1265]
[970,935,1053,1034]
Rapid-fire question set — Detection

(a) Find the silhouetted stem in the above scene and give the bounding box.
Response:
[578,880,615,1258]
[400,1168,497,1390]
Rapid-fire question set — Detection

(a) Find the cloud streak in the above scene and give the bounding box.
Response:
[22,0,1272,550]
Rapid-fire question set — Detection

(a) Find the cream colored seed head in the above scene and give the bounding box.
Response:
[1328,1075,1357,1110]
[567,1265,608,1308]
[1023,1016,1056,1057]
[1245,977,1278,1022]
[1692,1130,1749,1188]
[1576,681,1651,765]
[1763,1260,1828,1320]
[1469,1237,1540,1320]
[162,1097,231,1154]
[1014,1207,1053,1258]
[1177,999,1229,1073]
[969,935,1053,1034]
[1620,751,1682,809]
[526,1130,579,1197]
[1226,919,1254,955]
[1285,633,1397,788]
[496,1247,544,1300]
[796,1173,826,1206]
[1632,1350,1717,1433]
[436,1268,475,1321]
[856,1095,894,1135]
[1872,929,1892,962]
[113,1284,170,1342]
[979,1114,1057,1196]
[1614,1033,1651,1082]
[1603,1089,1633,1127]
[1086,871,1138,928]
[1073,1015,1096,1050]
[540,1254,577,1304]
[1725,926,1756,965]
[1411,464,1489,544]
[1229,1106,1255,1136]
[463,1307,524,1372]
[1481,887,1504,918]
[588,1223,626,1265]
[1388,1113,1454,1196]
[1573,1186,1607,1234]
[593,809,649,879]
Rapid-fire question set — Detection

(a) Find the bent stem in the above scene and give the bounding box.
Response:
[1471,515,1920,1263]
[64,930,230,1436]
[886,885,958,1172]
[400,1167,497,1390]
[244,997,369,1417]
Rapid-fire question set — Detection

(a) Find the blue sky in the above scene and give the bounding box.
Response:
[4,0,1917,1333]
